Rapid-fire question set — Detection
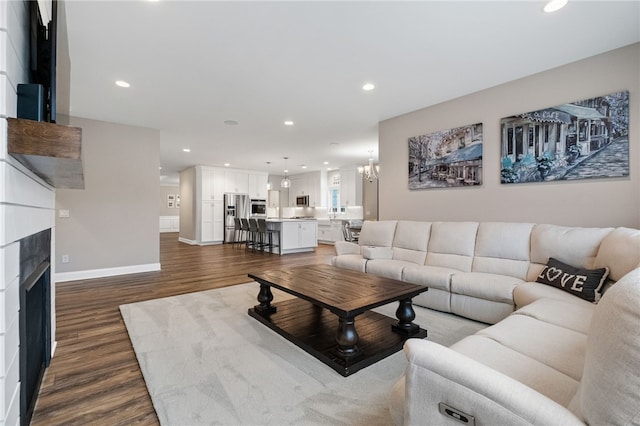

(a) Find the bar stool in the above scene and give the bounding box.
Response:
[240,218,251,250]
[247,218,260,251]
[233,218,244,248]
[257,218,280,254]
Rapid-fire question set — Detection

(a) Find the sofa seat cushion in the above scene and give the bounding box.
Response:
[514,282,597,309]
[402,265,458,291]
[366,259,416,281]
[476,315,587,381]
[514,298,595,335]
[331,254,366,272]
[451,335,580,407]
[450,272,523,304]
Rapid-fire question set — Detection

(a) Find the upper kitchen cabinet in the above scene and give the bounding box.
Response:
[288,170,327,207]
[339,166,363,207]
[200,166,224,201]
[248,173,268,199]
[224,170,249,194]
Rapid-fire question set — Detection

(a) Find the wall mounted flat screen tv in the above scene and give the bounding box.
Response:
[27,0,57,123]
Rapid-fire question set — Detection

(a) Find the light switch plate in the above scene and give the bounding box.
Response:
[59,209,70,218]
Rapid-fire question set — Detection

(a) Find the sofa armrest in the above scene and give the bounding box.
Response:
[400,339,583,426]
[334,241,361,256]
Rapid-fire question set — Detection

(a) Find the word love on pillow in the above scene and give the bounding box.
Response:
[536,257,609,302]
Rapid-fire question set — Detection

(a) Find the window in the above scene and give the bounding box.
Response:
[329,189,340,213]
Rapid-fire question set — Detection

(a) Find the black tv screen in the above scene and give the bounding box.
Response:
[28,0,57,123]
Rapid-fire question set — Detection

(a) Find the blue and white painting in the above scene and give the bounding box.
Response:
[500,91,629,184]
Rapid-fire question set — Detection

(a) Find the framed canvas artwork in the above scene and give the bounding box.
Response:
[500,91,629,184]
[408,123,483,190]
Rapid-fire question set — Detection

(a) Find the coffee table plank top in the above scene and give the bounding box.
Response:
[248,264,427,317]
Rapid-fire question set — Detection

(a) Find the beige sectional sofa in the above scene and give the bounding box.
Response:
[331,220,640,425]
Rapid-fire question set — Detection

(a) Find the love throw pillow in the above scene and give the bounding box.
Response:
[536,257,609,302]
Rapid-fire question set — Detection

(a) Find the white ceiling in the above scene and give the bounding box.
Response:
[59,1,640,183]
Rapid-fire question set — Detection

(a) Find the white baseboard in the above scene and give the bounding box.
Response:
[55,263,161,282]
[178,237,197,245]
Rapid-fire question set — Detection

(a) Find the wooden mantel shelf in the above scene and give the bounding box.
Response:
[7,117,84,189]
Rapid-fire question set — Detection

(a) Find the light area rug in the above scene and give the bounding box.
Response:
[120,282,486,426]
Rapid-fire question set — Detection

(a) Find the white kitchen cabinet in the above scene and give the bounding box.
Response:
[201,200,224,243]
[287,171,327,207]
[248,173,268,199]
[212,169,225,200]
[201,167,225,201]
[280,220,317,253]
[317,220,344,244]
[332,220,345,242]
[224,170,249,194]
[317,223,332,243]
[339,166,363,207]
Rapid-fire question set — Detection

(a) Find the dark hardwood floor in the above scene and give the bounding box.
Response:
[31,233,335,425]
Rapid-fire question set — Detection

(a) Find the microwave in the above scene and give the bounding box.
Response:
[250,199,267,216]
[295,195,309,207]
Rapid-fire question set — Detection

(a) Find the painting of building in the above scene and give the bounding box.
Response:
[408,123,483,190]
[500,91,629,184]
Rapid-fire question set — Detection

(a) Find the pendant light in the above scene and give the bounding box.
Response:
[266,162,273,190]
[357,150,379,183]
[280,157,291,188]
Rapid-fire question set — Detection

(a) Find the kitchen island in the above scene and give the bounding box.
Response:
[266,219,317,254]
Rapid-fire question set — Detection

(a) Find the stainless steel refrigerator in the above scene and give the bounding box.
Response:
[223,193,250,243]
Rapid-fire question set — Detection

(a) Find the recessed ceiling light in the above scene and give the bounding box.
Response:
[543,0,568,13]
[224,163,230,167]
[323,161,329,165]
[326,167,332,171]
[301,165,307,169]
[284,121,294,126]
[362,83,375,91]
[183,148,191,153]
[115,80,130,88]
[224,120,239,125]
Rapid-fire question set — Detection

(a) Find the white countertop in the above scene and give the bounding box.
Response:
[266,218,317,222]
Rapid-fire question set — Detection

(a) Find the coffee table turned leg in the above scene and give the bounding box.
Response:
[254,283,277,315]
[392,298,420,335]
[335,316,360,359]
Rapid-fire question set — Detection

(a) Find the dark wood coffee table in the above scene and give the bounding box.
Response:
[247,264,428,376]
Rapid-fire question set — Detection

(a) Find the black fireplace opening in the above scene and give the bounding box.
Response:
[19,229,52,426]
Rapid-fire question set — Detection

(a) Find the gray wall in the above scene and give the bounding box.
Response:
[179,167,196,241]
[55,116,160,273]
[160,184,180,216]
[379,43,640,229]
[363,178,378,220]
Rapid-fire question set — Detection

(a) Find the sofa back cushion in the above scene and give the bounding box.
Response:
[473,222,533,279]
[593,227,640,281]
[527,224,613,282]
[358,220,397,247]
[425,222,478,272]
[567,267,640,424]
[392,221,431,264]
